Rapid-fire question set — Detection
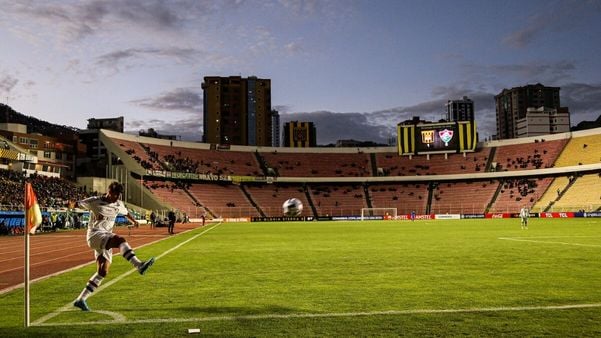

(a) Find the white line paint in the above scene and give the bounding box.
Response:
[0,225,208,295]
[498,237,601,248]
[32,223,223,325]
[33,303,601,327]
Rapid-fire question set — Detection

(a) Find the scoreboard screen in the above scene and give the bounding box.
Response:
[397,121,477,155]
[415,124,458,153]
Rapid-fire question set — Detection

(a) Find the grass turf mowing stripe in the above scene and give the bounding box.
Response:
[499,237,601,247]
[31,222,223,326]
[33,302,601,327]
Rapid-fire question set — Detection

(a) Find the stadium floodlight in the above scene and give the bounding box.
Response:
[361,208,397,221]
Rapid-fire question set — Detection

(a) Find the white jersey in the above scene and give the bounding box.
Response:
[519,208,529,219]
[79,196,128,238]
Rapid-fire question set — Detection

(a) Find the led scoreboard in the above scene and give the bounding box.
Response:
[397,121,477,155]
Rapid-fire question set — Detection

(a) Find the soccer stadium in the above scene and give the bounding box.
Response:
[2,123,601,336]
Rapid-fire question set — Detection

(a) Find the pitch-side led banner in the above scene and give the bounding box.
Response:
[538,212,574,218]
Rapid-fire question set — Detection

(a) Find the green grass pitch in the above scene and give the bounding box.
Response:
[2,218,601,336]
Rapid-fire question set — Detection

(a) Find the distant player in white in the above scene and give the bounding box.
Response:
[73,182,155,311]
[520,206,529,229]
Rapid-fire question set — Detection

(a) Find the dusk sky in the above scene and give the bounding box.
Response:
[1,0,601,144]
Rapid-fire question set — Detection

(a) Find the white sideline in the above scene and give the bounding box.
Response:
[32,222,223,325]
[33,303,601,327]
[0,225,204,295]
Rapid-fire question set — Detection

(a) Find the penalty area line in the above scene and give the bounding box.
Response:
[498,237,601,248]
[32,222,223,326]
[33,302,601,327]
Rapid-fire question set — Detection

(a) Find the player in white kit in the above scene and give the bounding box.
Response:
[520,206,529,229]
[73,182,155,311]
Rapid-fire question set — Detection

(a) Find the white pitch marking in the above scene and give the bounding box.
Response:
[32,222,223,325]
[498,237,601,248]
[33,303,601,327]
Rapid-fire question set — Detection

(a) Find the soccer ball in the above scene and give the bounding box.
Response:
[282,198,303,217]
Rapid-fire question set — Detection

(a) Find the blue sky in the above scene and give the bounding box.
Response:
[1,0,601,144]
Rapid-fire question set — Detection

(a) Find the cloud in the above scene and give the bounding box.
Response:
[502,1,601,48]
[95,47,199,68]
[280,111,393,145]
[284,41,305,55]
[460,60,577,85]
[7,0,188,41]
[561,82,601,123]
[278,83,502,145]
[126,118,203,142]
[131,88,202,114]
[4,0,244,43]
[0,74,19,94]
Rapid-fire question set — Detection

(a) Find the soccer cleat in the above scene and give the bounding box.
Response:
[73,299,90,311]
[138,257,155,275]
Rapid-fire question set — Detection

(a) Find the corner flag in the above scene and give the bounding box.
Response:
[24,182,42,327]
[25,183,42,235]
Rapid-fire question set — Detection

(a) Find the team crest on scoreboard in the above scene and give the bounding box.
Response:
[439,129,454,146]
[421,130,434,147]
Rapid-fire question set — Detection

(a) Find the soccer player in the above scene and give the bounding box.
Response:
[410,210,416,221]
[520,206,529,229]
[73,182,155,311]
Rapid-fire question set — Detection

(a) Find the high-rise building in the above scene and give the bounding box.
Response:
[271,109,280,147]
[495,83,561,139]
[283,121,316,147]
[202,76,272,146]
[515,107,570,138]
[446,96,474,122]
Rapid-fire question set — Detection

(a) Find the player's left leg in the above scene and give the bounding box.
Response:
[74,255,110,311]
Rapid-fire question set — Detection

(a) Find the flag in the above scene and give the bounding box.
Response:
[25,183,42,235]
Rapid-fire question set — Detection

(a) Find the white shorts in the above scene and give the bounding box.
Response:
[87,230,115,263]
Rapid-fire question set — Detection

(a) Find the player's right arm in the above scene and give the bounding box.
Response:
[78,196,97,210]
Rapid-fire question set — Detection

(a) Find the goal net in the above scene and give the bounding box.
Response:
[360,208,397,221]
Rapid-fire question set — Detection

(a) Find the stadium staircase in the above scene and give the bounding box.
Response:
[544,176,578,212]
[240,185,266,217]
[182,188,217,219]
[485,180,503,213]
[370,153,378,176]
[254,151,271,176]
[425,182,435,214]
[303,184,318,217]
[363,183,373,209]
[484,147,496,172]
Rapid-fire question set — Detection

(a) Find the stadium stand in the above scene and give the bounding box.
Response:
[531,176,571,212]
[143,180,199,215]
[244,184,311,217]
[309,184,368,216]
[553,133,601,167]
[552,174,601,211]
[488,177,554,213]
[430,181,498,214]
[260,151,372,177]
[367,183,429,214]
[0,168,90,211]
[187,183,260,218]
[491,138,568,171]
[375,147,491,176]
[115,139,162,170]
[144,143,263,176]
[95,129,601,219]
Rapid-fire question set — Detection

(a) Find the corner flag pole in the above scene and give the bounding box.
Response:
[24,183,31,327]
[23,182,42,328]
